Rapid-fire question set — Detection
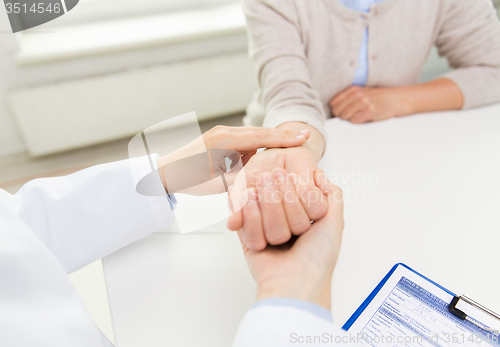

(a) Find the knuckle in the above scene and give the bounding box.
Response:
[351,116,364,124]
[247,238,267,251]
[290,218,311,235]
[331,184,343,195]
[330,186,344,201]
[267,231,292,246]
[212,125,226,132]
[210,125,227,137]
[308,201,329,220]
[257,131,270,141]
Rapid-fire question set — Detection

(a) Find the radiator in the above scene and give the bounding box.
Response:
[7,52,256,156]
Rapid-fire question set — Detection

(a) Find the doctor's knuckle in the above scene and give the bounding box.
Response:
[257,131,270,141]
[267,230,291,246]
[290,218,311,234]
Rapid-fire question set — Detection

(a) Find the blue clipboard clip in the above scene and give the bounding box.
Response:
[449,295,500,333]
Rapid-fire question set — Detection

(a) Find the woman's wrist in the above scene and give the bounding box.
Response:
[395,79,464,116]
[277,122,325,162]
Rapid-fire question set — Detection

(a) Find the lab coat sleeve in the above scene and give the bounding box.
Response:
[232,301,363,347]
[1,155,173,273]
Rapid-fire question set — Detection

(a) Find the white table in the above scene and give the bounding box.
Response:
[103,103,500,346]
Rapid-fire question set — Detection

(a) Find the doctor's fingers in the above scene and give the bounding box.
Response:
[257,172,291,246]
[227,184,243,231]
[226,169,250,231]
[295,177,329,222]
[314,169,345,232]
[273,169,311,236]
[240,188,267,251]
[204,126,310,152]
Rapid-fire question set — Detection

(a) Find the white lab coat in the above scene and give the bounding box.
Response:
[0,157,347,347]
[234,305,354,347]
[0,157,172,347]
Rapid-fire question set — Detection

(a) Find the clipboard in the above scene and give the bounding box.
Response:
[343,263,500,345]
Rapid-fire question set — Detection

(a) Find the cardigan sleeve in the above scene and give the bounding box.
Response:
[244,0,328,141]
[437,0,500,109]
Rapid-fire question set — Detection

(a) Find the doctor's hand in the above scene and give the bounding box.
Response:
[227,123,328,249]
[238,170,344,310]
[157,126,310,195]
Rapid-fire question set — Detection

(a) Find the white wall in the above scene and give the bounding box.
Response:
[0,14,249,158]
[0,10,26,157]
[0,67,25,157]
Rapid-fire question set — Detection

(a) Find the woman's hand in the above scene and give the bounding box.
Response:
[330,85,410,124]
[330,79,464,124]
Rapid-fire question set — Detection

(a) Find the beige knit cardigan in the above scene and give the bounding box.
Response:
[243,0,500,140]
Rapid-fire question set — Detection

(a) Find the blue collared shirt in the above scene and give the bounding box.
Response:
[337,0,386,86]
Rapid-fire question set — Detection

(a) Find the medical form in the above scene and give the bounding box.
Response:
[345,264,500,347]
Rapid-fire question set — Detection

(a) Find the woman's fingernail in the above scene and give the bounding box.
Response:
[299,130,309,134]
[295,135,305,139]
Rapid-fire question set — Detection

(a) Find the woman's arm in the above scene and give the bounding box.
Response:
[245,0,328,142]
[330,0,500,124]
[437,0,500,109]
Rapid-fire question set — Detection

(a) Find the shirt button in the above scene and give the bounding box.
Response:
[372,54,377,60]
[350,60,355,66]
